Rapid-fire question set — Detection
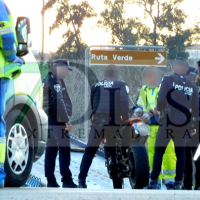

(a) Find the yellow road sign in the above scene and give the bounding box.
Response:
[90,50,167,67]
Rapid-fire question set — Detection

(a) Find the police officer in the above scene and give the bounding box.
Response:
[148,58,199,190]
[43,59,77,188]
[183,65,200,190]
[78,65,130,189]
[0,0,23,188]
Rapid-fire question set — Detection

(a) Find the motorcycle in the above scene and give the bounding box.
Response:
[103,108,151,189]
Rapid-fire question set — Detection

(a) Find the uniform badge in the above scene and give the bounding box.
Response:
[54,84,61,92]
[104,81,114,88]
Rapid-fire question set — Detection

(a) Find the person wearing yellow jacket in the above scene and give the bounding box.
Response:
[0,0,23,188]
[137,66,177,189]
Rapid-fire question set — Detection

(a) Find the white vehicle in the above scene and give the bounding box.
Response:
[4,17,47,187]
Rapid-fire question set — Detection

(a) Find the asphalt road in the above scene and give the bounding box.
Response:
[30,142,132,189]
[1,142,200,200]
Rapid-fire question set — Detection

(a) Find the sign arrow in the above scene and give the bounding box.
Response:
[155,53,165,64]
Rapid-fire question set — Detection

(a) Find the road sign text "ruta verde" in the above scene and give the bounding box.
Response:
[90,50,167,67]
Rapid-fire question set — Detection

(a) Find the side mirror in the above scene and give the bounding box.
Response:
[15,17,31,57]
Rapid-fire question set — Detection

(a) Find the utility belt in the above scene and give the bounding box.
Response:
[91,113,122,128]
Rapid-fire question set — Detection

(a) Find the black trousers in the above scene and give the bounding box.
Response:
[45,117,72,183]
[184,127,200,187]
[151,123,188,182]
[78,114,130,181]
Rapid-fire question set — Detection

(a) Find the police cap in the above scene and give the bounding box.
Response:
[51,59,73,71]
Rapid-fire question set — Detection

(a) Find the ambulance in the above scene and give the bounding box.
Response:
[4,17,47,187]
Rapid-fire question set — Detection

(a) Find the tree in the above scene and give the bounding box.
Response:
[132,0,200,59]
[44,0,96,59]
[97,0,148,45]
[99,0,200,59]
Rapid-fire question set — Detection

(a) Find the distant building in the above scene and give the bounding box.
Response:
[186,44,200,66]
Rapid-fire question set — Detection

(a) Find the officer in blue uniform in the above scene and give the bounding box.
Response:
[78,65,130,189]
[148,58,199,190]
[43,59,77,188]
[183,65,200,190]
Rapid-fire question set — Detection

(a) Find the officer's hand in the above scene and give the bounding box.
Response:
[65,122,72,132]
[190,129,196,136]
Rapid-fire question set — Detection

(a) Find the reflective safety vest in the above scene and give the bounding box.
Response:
[0,0,21,79]
[137,85,159,111]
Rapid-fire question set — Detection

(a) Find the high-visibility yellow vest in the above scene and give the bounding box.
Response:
[137,85,159,111]
[0,0,21,79]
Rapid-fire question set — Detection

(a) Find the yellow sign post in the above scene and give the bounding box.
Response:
[90,50,167,67]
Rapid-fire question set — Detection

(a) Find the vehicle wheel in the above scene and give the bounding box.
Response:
[129,142,149,189]
[4,109,34,187]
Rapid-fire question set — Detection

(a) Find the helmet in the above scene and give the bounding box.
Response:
[132,122,151,136]
[133,106,143,118]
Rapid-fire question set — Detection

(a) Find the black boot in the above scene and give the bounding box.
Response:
[148,180,158,189]
[173,181,182,190]
[78,180,87,188]
[63,180,77,188]
[47,177,60,188]
[47,182,60,188]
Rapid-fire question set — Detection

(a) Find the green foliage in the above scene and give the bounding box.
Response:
[132,0,200,59]
[100,0,200,59]
[45,0,96,59]
[44,0,200,61]
[97,0,143,45]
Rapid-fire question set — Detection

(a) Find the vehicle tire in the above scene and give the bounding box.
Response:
[129,142,149,189]
[4,109,34,187]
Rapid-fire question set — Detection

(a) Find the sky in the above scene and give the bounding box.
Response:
[5,0,200,53]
